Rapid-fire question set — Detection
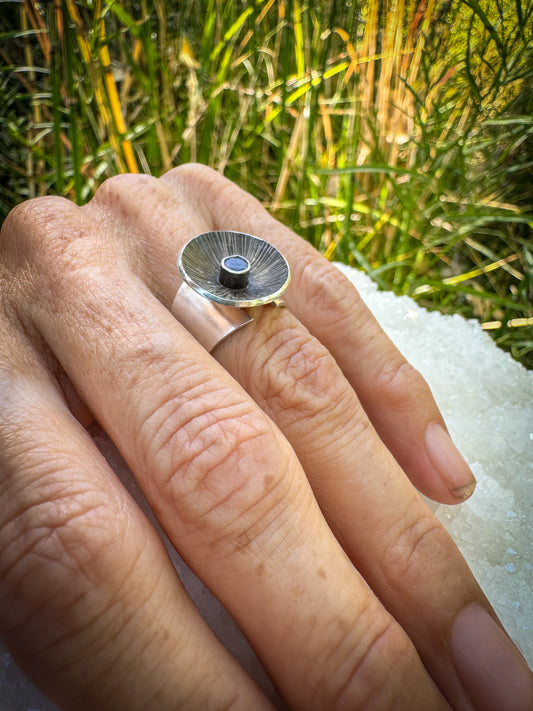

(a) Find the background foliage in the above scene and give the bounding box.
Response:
[1,0,532,365]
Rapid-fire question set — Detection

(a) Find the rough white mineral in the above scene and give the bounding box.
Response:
[0,265,531,710]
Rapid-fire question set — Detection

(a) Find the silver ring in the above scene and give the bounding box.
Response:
[171,231,291,351]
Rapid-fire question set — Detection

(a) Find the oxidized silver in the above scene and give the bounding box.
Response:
[171,231,291,351]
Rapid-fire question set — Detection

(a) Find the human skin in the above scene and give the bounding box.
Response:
[0,164,531,710]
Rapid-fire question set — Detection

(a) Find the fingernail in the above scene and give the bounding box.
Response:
[450,604,533,710]
[425,422,477,500]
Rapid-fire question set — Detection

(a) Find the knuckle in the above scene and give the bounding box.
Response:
[140,382,291,544]
[299,257,360,324]
[382,511,453,586]
[166,403,267,489]
[256,320,352,423]
[0,197,93,317]
[89,172,164,214]
[162,163,264,227]
[317,610,414,710]
[0,477,116,625]
[0,196,80,265]
[0,195,106,298]
[374,357,431,412]
[162,162,222,194]
[0,190,145,317]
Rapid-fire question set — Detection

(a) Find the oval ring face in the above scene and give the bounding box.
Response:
[178,231,291,307]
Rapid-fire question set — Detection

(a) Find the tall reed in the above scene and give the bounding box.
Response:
[1,0,531,365]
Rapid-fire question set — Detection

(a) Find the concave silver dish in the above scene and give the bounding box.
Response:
[178,230,291,307]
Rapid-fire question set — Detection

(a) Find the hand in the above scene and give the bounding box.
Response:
[0,164,531,710]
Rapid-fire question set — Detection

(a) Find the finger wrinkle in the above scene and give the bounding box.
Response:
[259,329,349,418]
[62,554,158,662]
[328,620,393,711]
[0,403,89,483]
[228,312,370,459]
[0,471,107,530]
[151,401,278,523]
[287,584,404,711]
[227,462,294,552]
[161,407,267,490]
[0,486,119,587]
[13,546,167,707]
[139,373,303,557]
[134,356,220,422]
[138,373,260,480]
[329,617,416,711]
[233,311,327,402]
[380,510,455,591]
[296,255,359,319]
[0,483,157,673]
[1,198,104,297]
[257,324,330,400]
[373,358,431,413]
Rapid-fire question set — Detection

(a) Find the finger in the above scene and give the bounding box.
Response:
[212,305,527,710]
[160,164,476,505]
[5,191,450,709]
[0,319,273,709]
[127,167,531,709]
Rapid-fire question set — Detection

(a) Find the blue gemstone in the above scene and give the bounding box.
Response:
[223,255,250,273]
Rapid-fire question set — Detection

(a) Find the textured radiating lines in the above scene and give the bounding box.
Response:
[178,231,290,306]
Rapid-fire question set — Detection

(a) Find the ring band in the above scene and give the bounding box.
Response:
[171,231,291,351]
[171,282,253,352]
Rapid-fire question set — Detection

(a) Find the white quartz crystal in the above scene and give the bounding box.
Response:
[335,264,533,667]
[1,264,531,709]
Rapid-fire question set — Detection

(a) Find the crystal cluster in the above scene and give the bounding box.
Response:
[336,265,532,667]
